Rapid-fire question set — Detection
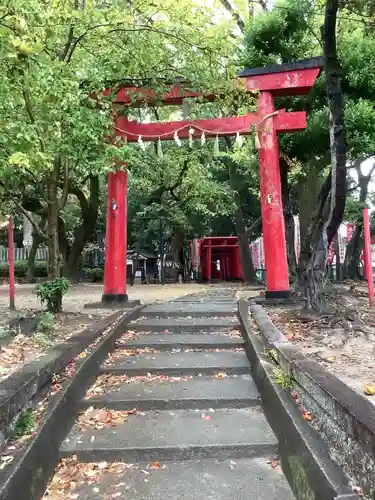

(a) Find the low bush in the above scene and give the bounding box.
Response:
[35,277,71,313]
[0,260,48,279]
[86,267,104,282]
[34,261,48,277]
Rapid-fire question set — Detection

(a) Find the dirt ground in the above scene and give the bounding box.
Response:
[0,282,211,382]
[265,283,375,405]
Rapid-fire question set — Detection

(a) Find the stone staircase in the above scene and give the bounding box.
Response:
[58,290,295,499]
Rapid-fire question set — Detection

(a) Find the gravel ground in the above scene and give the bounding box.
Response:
[0,283,211,382]
[0,283,212,313]
[266,286,375,406]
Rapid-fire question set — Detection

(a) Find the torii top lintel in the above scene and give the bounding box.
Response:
[106,57,323,107]
[111,57,323,143]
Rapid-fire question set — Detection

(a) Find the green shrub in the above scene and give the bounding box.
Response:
[37,311,55,332]
[0,263,8,278]
[13,408,36,437]
[0,261,28,278]
[34,261,48,277]
[35,277,71,313]
[14,261,28,277]
[88,267,104,282]
[0,260,48,279]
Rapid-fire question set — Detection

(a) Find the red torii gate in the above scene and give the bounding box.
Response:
[102,57,323,303]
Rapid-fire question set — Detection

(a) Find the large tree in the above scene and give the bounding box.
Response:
[243,0,375,309]
[0,0,235,288]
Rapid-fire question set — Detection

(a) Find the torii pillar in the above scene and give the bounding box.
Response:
[257,91,289,297]
[240,57,323,297]
[102,169,128,304]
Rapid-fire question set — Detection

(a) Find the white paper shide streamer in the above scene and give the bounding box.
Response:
[189,127,195,147]
[138,135,146,151]
[174,131,182,147]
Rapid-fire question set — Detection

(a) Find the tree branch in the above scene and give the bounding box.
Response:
[58,159,70,210]
[17,205,47,240]
[219,0,245,33]
[69,183,89,215]
[60,26,74,61]
[246,216,262,238]
[22,86,46,153]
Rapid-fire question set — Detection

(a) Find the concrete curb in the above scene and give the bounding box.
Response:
[0,305,143,500]
[238,299,358,500]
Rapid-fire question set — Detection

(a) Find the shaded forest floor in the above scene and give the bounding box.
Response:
[266,282,375,405]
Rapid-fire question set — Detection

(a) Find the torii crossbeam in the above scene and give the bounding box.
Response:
[102,57,323,304]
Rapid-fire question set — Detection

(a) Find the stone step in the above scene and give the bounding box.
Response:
[60,408,277,462]
[60,457,294,499]
[131,317,240,333]
[143,303,237,318]
[116,333,244,350]
[82,375,259,411]
[172,297,237,303]
[101,351,250,376]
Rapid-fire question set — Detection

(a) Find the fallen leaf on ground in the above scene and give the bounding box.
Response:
[352,485,364,496]
[301,410,313,421]
[214,372,227,379]
[149,461,161,469]
[364,385,375,396]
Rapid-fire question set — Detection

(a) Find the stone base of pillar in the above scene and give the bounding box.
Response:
[265,290,291,299]
[84,294,140,309]
[102,293,129,304]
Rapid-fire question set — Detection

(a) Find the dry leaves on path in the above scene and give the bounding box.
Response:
[77,408,137,430]
[85,373,194,398]
[105,347,158,363]
[43,457,135,499]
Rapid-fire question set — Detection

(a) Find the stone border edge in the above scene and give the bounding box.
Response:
[0,304,143,500]
[238,299,358,500]
[248,300,375,497]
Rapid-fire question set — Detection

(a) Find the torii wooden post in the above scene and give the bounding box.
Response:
[102,169,128,303]
[101,57,323,303]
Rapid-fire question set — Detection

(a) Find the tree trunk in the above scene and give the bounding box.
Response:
[334,233,341,281]
[343,163,374,278]
[64,230,85,282]
[297,164,324,250]
[47,177,60,281]
[227,158,256,282]
[298,0,347,310]
[234,202,256,282]
[280,157,297,277]
[344,226,363,279]
[26,231,42,282]
[46,172,62,313]
[62,176,100,282]
[130,238,142,286]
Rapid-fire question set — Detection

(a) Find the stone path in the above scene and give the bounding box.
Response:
[52,289,295,499]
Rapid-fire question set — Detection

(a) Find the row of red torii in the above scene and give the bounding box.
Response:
[102,57,323,304]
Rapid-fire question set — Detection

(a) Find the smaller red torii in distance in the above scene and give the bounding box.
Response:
[102,57,323,303]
